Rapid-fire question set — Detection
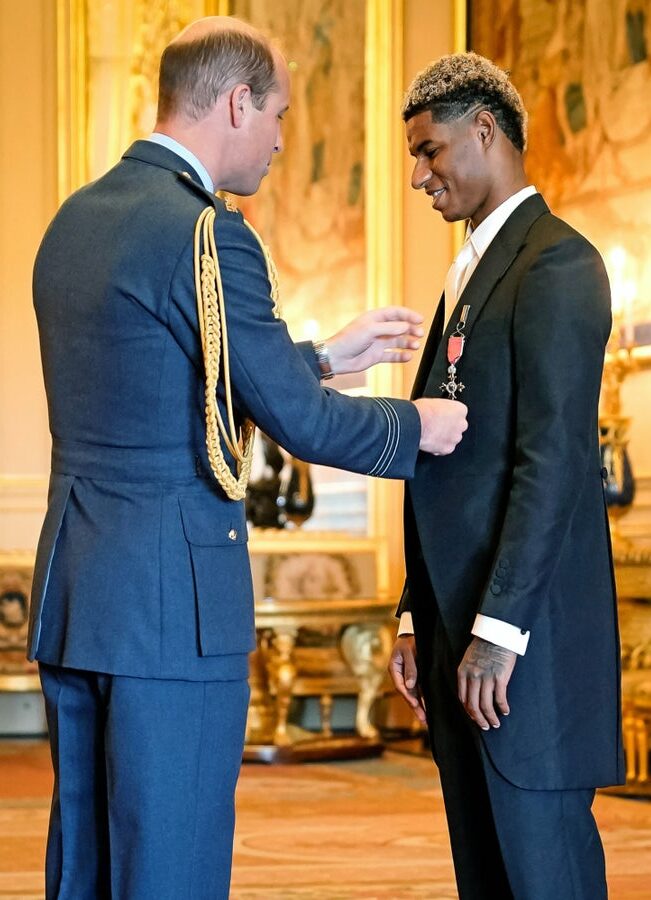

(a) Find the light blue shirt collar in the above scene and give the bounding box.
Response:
[147,133,214,193]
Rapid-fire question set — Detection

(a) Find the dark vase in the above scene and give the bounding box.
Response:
[245,435,286,528]
[277,458,315,527]
[600,420,636,509]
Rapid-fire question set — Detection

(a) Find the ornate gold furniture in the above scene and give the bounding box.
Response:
[0,553,44,735]
[244,596,395,763]
[615,547,651,796]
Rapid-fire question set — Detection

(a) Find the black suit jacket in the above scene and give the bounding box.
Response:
[400,194,624,790]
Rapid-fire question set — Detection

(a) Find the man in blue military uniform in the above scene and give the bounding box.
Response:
[29,17,468,899]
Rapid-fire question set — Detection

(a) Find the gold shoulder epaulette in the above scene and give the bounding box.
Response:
[193,206,281,500]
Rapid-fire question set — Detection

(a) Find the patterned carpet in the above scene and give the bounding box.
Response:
[1,741,650,898]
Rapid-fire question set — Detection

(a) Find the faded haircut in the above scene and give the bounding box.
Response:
[402,52,527,152]
[157,27,277,120]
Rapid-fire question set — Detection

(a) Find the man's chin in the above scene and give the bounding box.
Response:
[440,210,464,223]
[228,180,264,198]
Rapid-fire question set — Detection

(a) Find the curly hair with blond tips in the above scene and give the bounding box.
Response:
[402,52,528,152]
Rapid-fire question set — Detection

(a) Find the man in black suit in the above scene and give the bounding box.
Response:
[389,52,624,899]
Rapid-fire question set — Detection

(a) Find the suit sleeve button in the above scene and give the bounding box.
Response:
[490,584,502,595]
[228,529,238,541]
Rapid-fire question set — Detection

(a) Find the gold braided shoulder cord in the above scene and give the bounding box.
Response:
[193,205,281,501]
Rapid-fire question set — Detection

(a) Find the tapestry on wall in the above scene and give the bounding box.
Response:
[230,0,366,341]
[470,0,651,338]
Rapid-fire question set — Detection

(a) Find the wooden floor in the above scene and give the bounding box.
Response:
[1,740,650,898]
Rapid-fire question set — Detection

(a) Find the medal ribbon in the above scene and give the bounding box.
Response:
[446,304,471,365]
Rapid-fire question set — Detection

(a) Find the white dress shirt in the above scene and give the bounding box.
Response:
[399,186,538,656]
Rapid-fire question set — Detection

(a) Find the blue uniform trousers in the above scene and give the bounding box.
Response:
[39,664,249,900]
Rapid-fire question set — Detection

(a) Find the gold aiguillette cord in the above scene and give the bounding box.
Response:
[193,205,281,500]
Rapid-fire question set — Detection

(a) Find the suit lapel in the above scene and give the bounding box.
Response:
[411,296,444,399]
[423,193,550,396]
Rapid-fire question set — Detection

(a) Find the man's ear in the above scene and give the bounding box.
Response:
[475,109,497,149]
[229,84,252,127]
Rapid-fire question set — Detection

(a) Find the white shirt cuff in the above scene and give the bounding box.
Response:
[397,611,414,636]
[472,613,530,656]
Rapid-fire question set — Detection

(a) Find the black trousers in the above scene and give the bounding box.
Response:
[420,611,607,900]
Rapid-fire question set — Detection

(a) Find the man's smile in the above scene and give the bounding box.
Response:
[427,186,446,207]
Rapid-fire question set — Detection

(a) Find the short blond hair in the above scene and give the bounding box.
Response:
[402,52,527,152]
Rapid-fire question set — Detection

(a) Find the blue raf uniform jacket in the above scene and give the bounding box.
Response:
[28,140,421,681]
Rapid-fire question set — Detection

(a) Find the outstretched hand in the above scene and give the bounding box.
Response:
[457,636,517,731]
[324,307,424,375]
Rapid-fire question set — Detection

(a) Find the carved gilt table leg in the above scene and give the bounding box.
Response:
[340,622,392,740]
[267,626,298,747]
[636,716,649,783]
[319,693,334,738]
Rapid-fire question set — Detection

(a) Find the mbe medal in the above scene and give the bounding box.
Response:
[441,305,471,401]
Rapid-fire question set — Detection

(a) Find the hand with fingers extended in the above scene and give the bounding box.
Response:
[388,635,427,725]
[324,307,425,375]
[457,636,517,731]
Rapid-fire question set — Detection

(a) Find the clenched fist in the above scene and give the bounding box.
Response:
[413,398,468,455]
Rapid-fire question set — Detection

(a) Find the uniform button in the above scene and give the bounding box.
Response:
[228,528,238,541]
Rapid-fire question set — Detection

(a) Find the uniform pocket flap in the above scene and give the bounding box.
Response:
[178,496,248,546]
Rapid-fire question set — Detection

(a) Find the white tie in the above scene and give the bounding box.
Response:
[444,238,476,328]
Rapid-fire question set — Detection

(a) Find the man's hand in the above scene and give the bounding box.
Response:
[414,398,468,455]
[457,636,517,731]
[388,635,427,725]
[324,307,424,375]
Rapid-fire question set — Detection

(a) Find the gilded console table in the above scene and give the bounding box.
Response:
[614,546,651,797]
[244,596,395,763]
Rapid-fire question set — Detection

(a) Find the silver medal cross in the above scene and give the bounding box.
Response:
[441,364,465,400]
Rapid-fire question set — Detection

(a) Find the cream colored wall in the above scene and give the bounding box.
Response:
[0,1,56,551]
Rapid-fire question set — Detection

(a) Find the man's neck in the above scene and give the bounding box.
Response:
[154,120,219,188]
[471,171,528,229]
